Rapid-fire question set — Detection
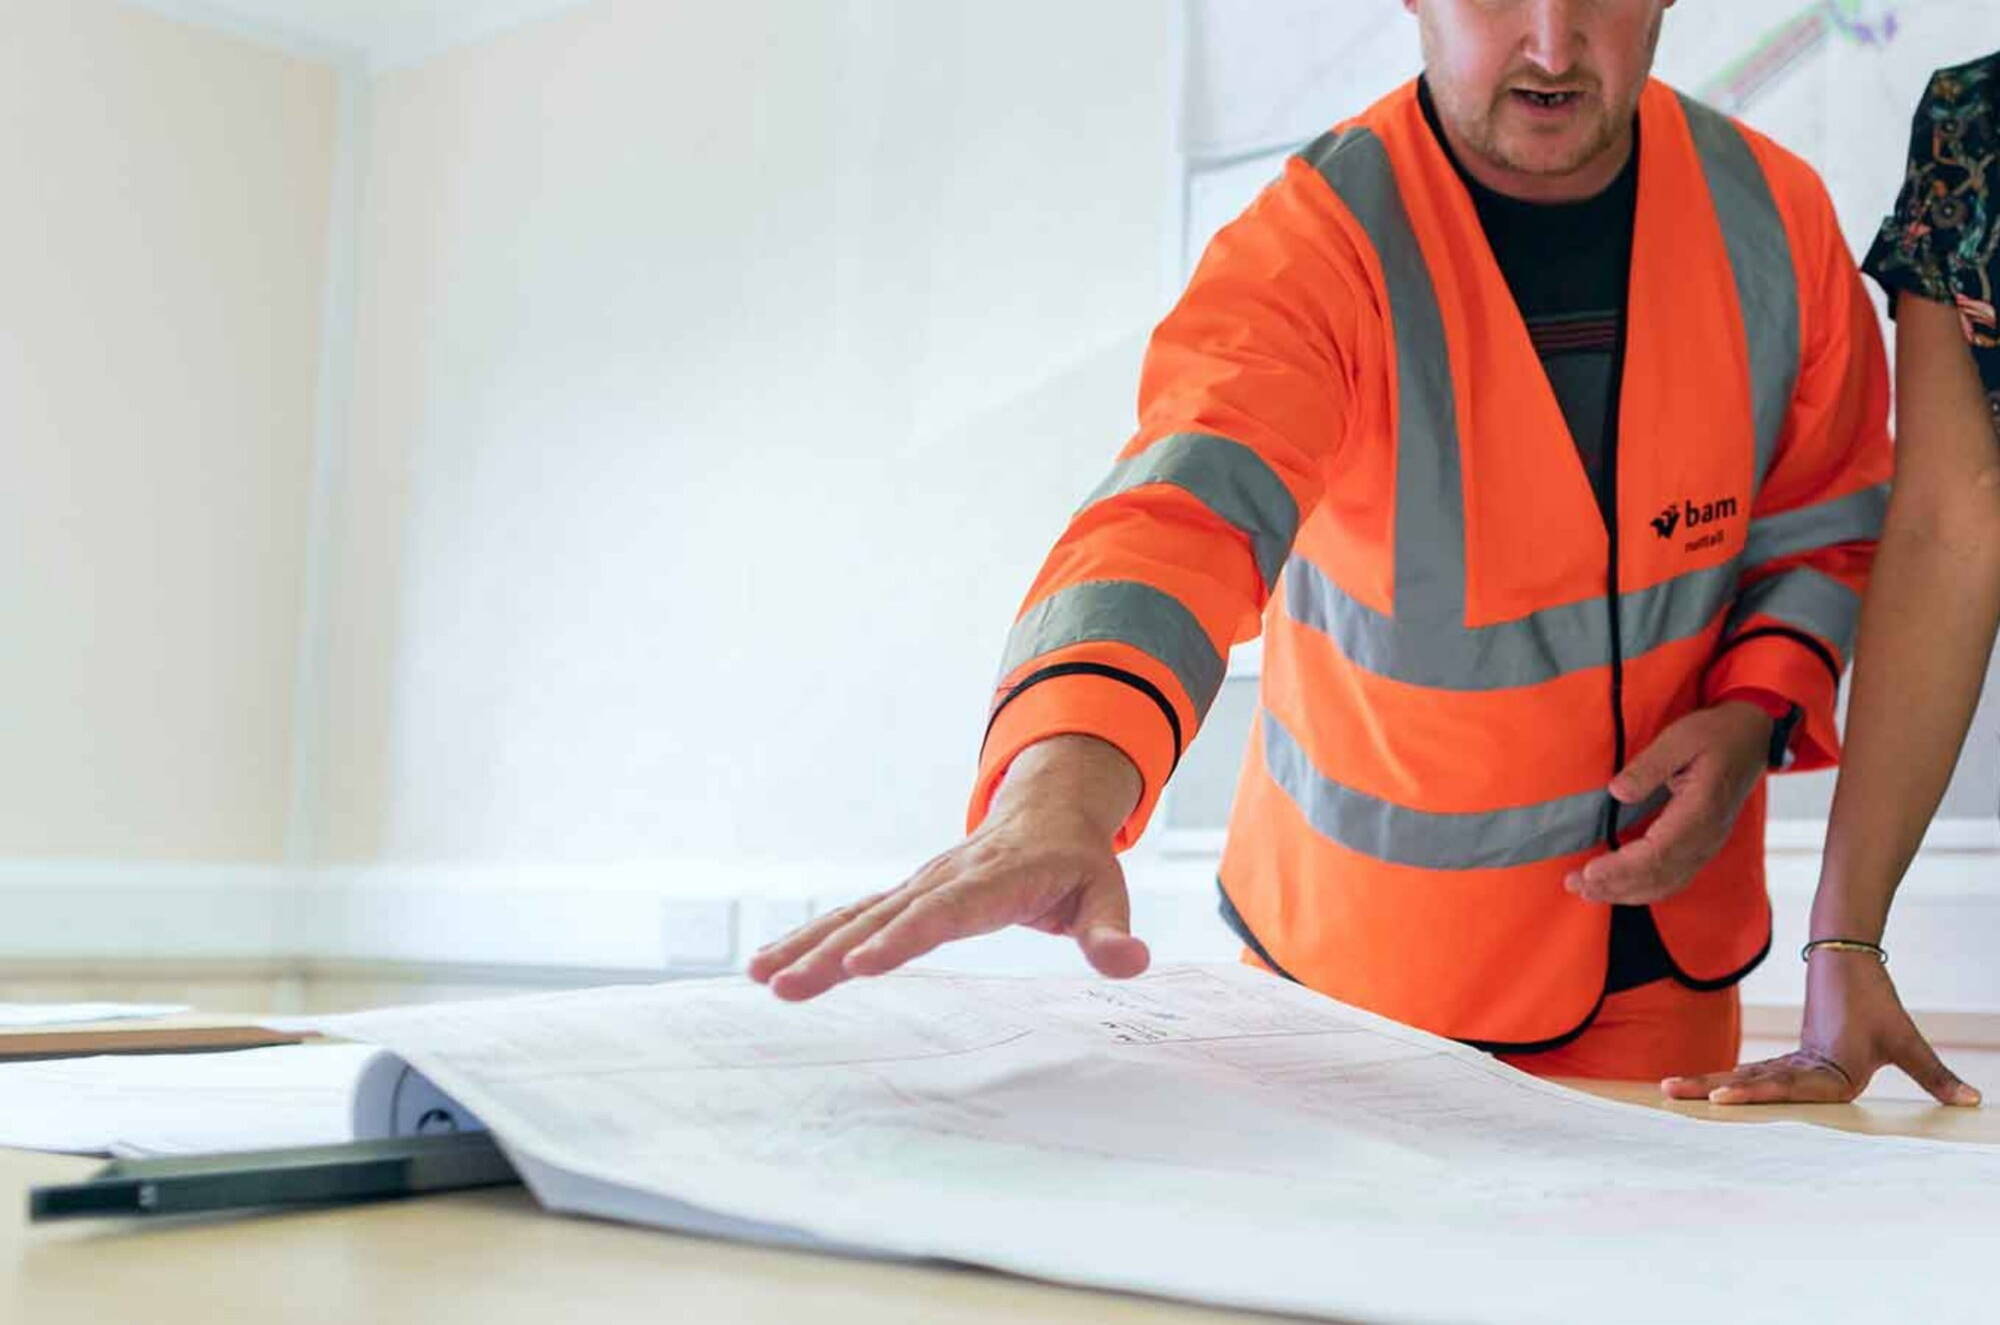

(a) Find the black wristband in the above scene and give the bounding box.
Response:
[1801,938,1887,964]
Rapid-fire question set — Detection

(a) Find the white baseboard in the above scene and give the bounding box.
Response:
[1,849,1994,1014]
[0,860,291,959]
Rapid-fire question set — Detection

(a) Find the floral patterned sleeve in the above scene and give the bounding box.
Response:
[1862,52,2000,419]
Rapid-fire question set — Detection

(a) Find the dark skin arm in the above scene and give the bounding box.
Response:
[1664,293,1998,1107]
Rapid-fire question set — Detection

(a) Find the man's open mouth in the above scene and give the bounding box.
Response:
[1513,88,1582,109]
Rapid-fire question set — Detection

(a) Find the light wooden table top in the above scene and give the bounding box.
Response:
[4,1082,1995,1325]
[0,1013,308,1061]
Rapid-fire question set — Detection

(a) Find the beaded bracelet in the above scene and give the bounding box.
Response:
[1800,938,1887,963]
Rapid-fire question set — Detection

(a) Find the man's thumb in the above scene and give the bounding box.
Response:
[1070,872,1148,978]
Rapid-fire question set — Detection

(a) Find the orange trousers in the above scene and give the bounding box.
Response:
[1500,978,1742,1082]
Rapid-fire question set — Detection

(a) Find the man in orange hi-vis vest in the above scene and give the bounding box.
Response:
[752,0,1894,1085]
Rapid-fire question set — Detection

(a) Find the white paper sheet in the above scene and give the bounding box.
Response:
[0,1044,377,1156]
[0,1002,189,1028]
[314,965,2000,1325]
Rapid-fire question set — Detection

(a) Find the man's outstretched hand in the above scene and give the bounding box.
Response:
[747,735,1148,1002]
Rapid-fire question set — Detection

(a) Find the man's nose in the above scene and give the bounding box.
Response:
[1518,0,1584,81]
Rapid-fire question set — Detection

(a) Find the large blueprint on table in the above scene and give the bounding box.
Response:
[315,965,2000,1324]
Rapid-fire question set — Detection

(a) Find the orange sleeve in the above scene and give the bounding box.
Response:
[969,157,1376,847]
[1702,146,1894,773]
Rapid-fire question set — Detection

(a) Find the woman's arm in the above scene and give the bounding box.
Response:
[1820,296,2000,944]
[1664,292,2000,1105]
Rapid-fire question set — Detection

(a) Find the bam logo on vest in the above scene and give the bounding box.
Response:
[1651,496,1738,552]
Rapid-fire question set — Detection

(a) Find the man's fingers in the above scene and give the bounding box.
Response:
[1608,728,1697,805]
[1571,833,1667,902]
[844,882,1019,977]
[1591,708,1767,897]
[1573,792,1714,904]
[1572,828,1679,903]
[764,891,924,1002]
[1894,1035,1984,1107]
[754,842,1138,995]
[747,890,895,984]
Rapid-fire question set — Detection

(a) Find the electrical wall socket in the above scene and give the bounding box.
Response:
[661,899,738,971]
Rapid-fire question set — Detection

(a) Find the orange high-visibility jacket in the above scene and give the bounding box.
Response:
[968,80,1893,1051]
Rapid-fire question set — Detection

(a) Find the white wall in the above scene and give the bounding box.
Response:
[0,1,337,859]
[317,0,1176,872]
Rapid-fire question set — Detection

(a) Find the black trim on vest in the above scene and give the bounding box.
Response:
[1598,288,1633,854]
[1709,625,1842,689]
[1456,992,1612,1058]
[982,663,1184,767]
[1656,926,1774,994]
[1472,925,1770,1055]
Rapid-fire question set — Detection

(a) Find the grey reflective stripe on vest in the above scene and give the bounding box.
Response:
[1262,710,1668,871]
[998,580,1226,719]
[1285,555,1737,691]
[1616,561,1741,667]
[1301,127,1467,635]
[1679,95,1801,488]
[1080,433,1301,591]
[1743,484,1889,568]
[1726,567,1861,655]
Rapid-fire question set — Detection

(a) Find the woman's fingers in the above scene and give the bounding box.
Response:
[1661,1052,1856,1105]
[1890,1032,1983,1107]
[1659,1070,1731,1101]
[1704,1060,1854,1106]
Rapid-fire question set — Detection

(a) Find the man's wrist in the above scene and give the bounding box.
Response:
[1711,697,1778,750]
[991,734,1142,841]
[1713,689,1800,769]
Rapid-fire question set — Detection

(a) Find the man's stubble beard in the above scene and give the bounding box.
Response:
[1462,96,1628,178]
[1417,7,1664,183]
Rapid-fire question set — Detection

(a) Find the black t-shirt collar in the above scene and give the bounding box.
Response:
[1414,74,1639,220]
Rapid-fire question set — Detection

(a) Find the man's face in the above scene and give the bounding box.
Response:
[1406,0,1673,189]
